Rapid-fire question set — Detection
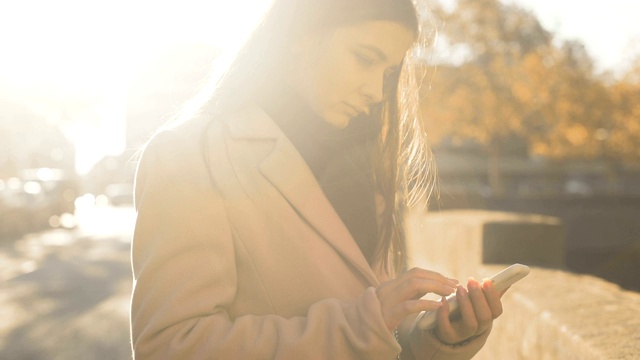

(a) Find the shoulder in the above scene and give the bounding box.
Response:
[142,104,276,157]
[139,107,230,169]
[134,105,273,185]
[131,119,217,206]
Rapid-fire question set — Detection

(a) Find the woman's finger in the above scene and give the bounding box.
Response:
[401,268,459,287]
[393,299,443,319]
[434,285,475,344]
[434,295,456,342]
[377,268,460,331]
[454,284,478,338]
[381,298,443,331]
[395,277,456,300]
[377,275,453,331]
[467,278,493,333]
[377,270,456,305]
[481,280,503,319]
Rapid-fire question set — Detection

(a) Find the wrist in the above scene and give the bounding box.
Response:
[430,328,481,348]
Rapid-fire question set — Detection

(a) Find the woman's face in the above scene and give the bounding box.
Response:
[289,20,415,128]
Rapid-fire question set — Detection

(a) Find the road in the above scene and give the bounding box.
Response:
[0,204,136,360]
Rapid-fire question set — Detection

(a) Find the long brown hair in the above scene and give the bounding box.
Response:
[176,0,438,275]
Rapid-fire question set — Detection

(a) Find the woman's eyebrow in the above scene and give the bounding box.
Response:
[356,44,388,62]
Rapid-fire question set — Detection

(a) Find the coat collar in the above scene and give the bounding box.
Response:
[224,107,282,140]
[221,106,380,287]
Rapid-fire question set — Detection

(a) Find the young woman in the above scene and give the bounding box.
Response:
[130,0,506,358]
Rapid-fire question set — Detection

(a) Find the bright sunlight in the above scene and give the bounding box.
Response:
[0,0,273,174]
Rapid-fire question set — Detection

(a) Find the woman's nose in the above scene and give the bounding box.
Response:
[361,71,385,105]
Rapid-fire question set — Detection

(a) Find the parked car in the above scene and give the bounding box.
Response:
[0,178,31,239]
[19,168,79,217]
[0,168,80,240]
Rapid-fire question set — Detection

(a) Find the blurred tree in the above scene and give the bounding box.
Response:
[608,55,640,165]
[530,41,612,160]
[421,0,615,194]
[532,48,640,193]
[422,0,557,194]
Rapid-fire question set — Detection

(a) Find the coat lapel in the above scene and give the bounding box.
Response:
[222,107,379,287]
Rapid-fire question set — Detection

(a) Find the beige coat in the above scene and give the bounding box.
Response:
[130,106,489,359]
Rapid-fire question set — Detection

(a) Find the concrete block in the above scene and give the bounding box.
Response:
[405,210,565,278]
[483,220,564,268]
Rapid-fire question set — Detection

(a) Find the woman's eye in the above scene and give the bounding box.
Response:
[354,53,376,67]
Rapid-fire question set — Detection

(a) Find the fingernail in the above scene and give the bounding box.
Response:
[482,280,494,290]
[457,285,467,297]
[448,277,459,285]
[469,282,480,291]
[467,278,480,290]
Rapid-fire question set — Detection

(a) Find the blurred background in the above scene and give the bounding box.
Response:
[0,0,638,358]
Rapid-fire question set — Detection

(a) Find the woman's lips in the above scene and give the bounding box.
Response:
[344,103,365,117]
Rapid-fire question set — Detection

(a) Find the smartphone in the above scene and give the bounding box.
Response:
[409,263,530,333]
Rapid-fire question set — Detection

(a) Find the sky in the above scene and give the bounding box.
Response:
[506,0,640,74]
[0,0,272,174]
[1,0,639,174]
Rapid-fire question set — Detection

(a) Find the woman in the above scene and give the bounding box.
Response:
[130,0,505,358]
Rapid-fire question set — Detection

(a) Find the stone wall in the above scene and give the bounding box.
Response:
[405,209,640,359]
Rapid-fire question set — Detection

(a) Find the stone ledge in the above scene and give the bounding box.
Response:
[405,210,640,359]
[476,265,640,360]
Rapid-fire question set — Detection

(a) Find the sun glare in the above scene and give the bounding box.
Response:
[0,0,272,174]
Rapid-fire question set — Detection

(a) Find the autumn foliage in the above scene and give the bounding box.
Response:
[420,0,640,191]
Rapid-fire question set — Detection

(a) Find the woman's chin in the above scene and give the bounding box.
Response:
[323,113,352,129]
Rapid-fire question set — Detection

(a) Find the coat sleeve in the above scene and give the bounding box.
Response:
[130,132,402,360]
[401,325,491,360]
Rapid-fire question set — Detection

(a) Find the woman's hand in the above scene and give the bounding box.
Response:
[376,268,459,331]
[432,278,506,345]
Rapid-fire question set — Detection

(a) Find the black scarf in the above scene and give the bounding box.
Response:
[258,86,381,263]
